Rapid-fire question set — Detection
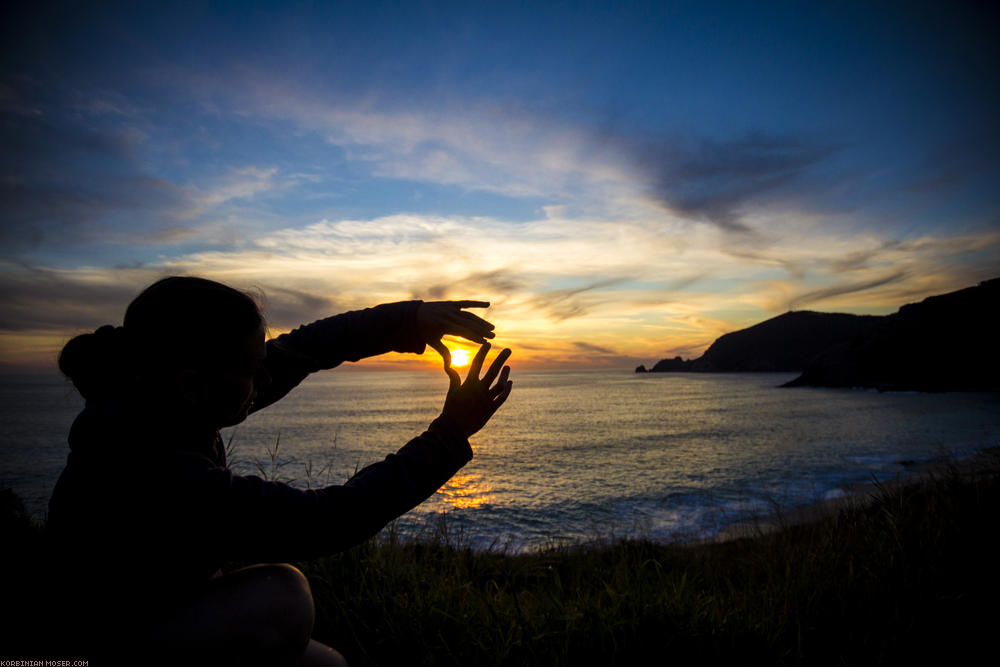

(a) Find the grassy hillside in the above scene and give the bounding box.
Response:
[3,454,998,664]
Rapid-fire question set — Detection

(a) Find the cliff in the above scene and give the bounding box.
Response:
[641,278,1000,391]
[640,311,880,373]
[784,278,1000,390]
[693,311,881,372]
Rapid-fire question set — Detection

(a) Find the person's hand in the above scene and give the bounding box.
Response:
[441,343,512,438]
[416,301,495,370]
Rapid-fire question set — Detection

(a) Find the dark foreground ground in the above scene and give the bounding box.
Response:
[4,451,999,665]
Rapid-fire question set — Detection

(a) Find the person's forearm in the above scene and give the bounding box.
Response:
[251,301,427,411]
[215,415,471,562]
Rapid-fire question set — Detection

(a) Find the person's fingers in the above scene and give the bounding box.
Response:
[482,348,511,386]
[445,312,495,341]
[489,366,510,396]
[458,318,496,340]
[451,329,493,343]
[429,339,451,368]
[428,340,462,392]
[467,342,491,381]
[446,366,461,392]
[454,310,495,329]
[442,321,488,344]
[493,379,513,407]
[447,300,490,309]
[454,317,495,337]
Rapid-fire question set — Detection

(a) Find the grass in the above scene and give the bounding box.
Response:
[3,454,998,664]
[287,453,1000,664]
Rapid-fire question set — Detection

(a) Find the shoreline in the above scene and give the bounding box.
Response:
[716,445,1000,541]
[12,445,1000,549]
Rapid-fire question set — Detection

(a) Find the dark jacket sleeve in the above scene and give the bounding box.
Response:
[193,415,471,563]
[252,300,426,412]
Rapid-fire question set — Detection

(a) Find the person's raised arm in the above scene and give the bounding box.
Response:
[252,300,495,413]
[206,343,513,563]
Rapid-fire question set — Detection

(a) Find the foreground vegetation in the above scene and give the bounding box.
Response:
[4,454,998,664]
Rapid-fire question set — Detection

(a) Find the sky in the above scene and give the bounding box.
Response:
[1,0,998,371]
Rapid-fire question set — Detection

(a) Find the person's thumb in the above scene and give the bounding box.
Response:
[430,340,461,391]
[445,366,461,392]
[429,339,451,366]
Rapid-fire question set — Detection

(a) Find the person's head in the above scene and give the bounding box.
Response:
[59,276,269,427]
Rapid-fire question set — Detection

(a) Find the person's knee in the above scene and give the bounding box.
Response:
[134,563,316,664]
[302,639,349,667]
[244,563,315,656]
[256,563,312,603]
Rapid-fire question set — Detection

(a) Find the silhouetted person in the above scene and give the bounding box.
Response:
[47,276,512,665]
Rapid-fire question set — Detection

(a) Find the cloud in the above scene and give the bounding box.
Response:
[195,167,280,208]
[628,133,841,233]
[828,240,903,273]
[0,93,197,248]
[529,278,628,322]
[0,264,155,333]
[417,268,528,302]
[228,73,845,239]
[0,262,342,337]
[225,73,851,241]
[26,62,900,264]
[572,340,615,355]
[785,272,909,311]
[251,284,343,331]
[0,78,295,254]
[144,68,646,219]
[721,245,808,280]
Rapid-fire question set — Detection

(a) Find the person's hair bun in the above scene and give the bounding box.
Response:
[60,276,264,404]
[59,325,128,403]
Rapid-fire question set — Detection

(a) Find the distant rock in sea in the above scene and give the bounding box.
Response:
[641,277,1000,391]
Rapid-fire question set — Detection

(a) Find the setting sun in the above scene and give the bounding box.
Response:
[450,348,472,367]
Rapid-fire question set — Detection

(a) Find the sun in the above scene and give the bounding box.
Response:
[449,348,472,367]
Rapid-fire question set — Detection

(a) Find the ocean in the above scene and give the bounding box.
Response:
[3,368,1000,550]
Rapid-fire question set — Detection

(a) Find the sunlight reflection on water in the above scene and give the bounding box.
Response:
[439,473,494,510]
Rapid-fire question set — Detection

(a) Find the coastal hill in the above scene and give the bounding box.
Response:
[639,277,1000,391]
[637,311,881,373]
[785,277,1000,391]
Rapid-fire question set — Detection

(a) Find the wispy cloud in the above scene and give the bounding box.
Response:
[828,240,903,273]
[224,71,854,240]
[209,70,865,249]
[0,264,156,332]
[785,271,908,311]
[251,284,343,331]
[572,340,615,355]
[0,78,300,254]
[626,132,842,233]
[529,279,629,322]
[195,166,280,208]
[417,268,529,302]
[0,82,185,245]
[147,68,647,217]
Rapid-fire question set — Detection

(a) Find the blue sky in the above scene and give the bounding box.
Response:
[1,0,998,369]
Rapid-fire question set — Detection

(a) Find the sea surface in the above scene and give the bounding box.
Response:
[3,369,1000,550]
